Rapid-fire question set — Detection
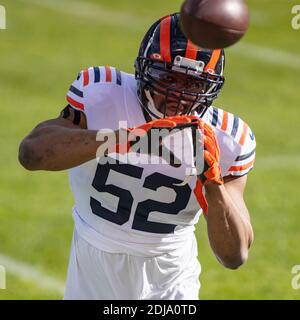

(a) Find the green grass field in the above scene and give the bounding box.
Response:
[0,0,299,300]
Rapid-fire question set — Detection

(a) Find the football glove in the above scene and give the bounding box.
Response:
[115,115,197,166]
[192,118,223,214]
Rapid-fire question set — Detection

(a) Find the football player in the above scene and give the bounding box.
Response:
[19,13,255,300]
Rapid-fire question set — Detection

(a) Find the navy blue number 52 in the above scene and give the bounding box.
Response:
[90,160,192,234]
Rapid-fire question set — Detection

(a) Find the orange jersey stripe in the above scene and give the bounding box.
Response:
[238,122,248,146]
[105,66,112,82]
[221,111,228,131]
[160,16,171,62]
[229,160,254,172]
[185,40,198,60]
[67,95,84,110]
[83,69,89,86]
[205,49,221,73]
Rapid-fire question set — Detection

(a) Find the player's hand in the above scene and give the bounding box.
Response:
[115,115,197,156]
[192,119,223,214]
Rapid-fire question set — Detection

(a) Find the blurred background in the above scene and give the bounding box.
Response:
[0,0,299,299]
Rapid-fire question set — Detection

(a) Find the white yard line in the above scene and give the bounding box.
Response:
[249,10,272,27]
[20,0,300,70]
[19,0,146,29]
[0,254,65,295]
[230,42,300,70]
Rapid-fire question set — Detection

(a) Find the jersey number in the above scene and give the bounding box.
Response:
[90,160,191,234]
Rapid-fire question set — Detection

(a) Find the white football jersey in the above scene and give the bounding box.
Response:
[66,66,256,257]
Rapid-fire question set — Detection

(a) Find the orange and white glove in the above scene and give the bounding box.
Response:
[192,119,223,214]
[115,115,196,156]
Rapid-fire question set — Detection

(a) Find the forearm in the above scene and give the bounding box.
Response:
[205,183,252,269]
[19,126,117,171]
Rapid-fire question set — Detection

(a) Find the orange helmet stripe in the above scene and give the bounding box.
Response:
[185,40,198,60]
[160,16,172,62]
[205,49,221,73]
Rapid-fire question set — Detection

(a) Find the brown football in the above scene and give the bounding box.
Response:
[180,0,250,49]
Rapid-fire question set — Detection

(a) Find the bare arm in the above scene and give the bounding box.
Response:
[18,107,118,171]
[204,175,254,269]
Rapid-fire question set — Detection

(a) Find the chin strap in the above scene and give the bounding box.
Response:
[144,89,205,120]
[144,90,164,120]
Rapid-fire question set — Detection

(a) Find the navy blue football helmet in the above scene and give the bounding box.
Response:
[135,13,225,119]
